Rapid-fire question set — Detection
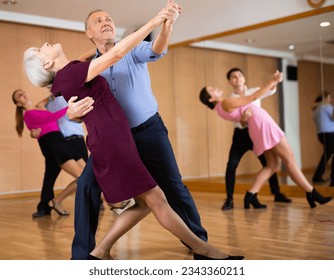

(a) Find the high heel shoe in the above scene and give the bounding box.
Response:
[244,191,267,209]
[51,199,70,216]
[306,188,332,208]
[194,253,244,260]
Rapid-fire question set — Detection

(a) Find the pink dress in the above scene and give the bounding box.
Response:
[215,103,285,156]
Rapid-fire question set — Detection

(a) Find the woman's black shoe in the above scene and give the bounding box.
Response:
[194,253,244,260]
[244,191,267,209]
[306,188,332,208]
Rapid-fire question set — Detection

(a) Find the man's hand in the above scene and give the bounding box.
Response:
[30,128,41,139]
[67,96,94,122]
[240,107,253,127]
[166,0,183,24]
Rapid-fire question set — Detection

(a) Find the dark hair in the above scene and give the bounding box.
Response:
[226,67,244,80]
[12,89,25,137]
[315,91,332,103]
[314,94,323,103]
[199,86,215,110]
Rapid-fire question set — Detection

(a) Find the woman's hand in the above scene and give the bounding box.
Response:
[154,0,182,26]
[272,70,284,83]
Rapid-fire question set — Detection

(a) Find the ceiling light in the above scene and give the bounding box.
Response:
[245,38,255,44]
[320,21,331,27]
[1,0,17,4]
[288,44,295,50]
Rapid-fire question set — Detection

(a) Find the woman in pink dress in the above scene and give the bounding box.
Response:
[12,89,85,215]
[199,70,332,209]
[21,2,243,260]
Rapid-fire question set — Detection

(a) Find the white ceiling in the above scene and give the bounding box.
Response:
[0,0,334,60]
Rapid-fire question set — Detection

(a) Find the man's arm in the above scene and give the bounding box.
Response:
[223,70,283,112]
[152,0,182,54]
[240,108,253,127]
[66,96,95,121]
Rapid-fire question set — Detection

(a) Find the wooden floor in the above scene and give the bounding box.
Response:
[1,177,334,260]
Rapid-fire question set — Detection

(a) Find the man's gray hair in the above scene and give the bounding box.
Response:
[84,9,104,30]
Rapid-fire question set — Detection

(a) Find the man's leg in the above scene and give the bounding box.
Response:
[34,158,61,217]
[313,133,329,183]
[223,128,252,210]
[132,116,207,242]
[71,156,101,260]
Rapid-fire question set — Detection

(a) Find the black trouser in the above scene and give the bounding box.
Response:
[37,135,87,212]
[225,127,281,199]
[71,113,208,259]
[313,132,334,184]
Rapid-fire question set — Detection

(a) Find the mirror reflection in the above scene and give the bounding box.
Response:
[189,9,334,190]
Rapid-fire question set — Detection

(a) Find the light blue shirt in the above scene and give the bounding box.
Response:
[46,96,85,137]
[313,104,334,133]
[98,40,166,128]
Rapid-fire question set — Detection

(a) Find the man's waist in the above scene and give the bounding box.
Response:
[131,112,161,133]
[64,134,84,141]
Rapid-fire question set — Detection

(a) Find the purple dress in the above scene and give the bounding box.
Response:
[215,103,285,156]
[52,60,156,203]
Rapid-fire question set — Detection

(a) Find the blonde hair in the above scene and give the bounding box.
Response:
[23,47,55,87]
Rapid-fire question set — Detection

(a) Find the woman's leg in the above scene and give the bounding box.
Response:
[91,187,241,259]
[272,137,313,192]
[138,186,230,259]
[53,179,77,203]
[244,151,280,209]
[248,151,280,193]
[51,159,84,214]
[90,199,151,259]
[60,159,84,178]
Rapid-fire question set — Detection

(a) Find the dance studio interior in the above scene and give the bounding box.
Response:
[0,0,334,261]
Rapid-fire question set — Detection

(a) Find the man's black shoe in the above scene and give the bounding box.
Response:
[312,177,327,184]
[32,208,51,218]
[274,193,292,203]
[221,198,234,210]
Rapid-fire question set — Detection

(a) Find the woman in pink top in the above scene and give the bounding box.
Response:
[199,70,332,209]
[12,89,85,215]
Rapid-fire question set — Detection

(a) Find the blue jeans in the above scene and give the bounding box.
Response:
[71,113,207,259]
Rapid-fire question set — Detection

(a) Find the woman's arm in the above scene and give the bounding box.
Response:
[35,95,51,110]
[222,70,283,112]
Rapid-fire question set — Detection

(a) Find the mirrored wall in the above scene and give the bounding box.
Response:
[167,7,334,186]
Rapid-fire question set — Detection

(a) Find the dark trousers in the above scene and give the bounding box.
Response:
[71,113,208,259]
[36,136,88,212]
[313,132,334,184]
[225,127,281,199]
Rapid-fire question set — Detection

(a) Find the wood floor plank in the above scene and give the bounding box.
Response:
[0,189,333,260]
